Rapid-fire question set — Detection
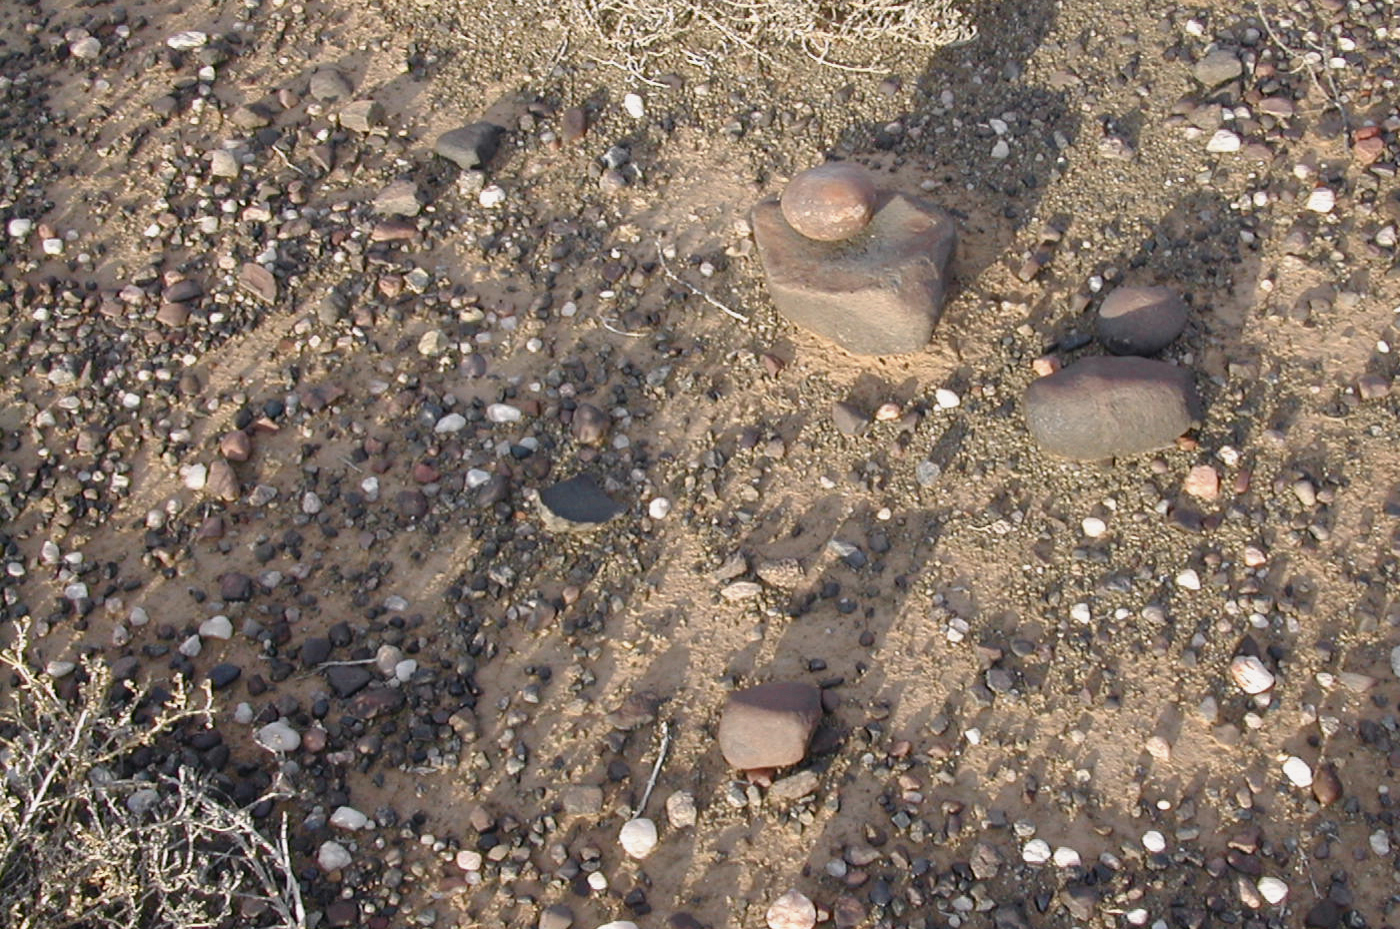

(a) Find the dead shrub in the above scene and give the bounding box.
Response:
[0,623,304,929]
[564,0,978,75]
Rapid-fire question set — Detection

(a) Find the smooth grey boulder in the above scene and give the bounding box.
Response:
[753,192,957,356]
[718,681,822,770]
[1096,285,1188,355]
[1024,356,1202,459]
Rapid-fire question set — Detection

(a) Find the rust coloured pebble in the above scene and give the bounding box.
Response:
[1312,763,1342,806]
[780,163,877,241]
[220,430,252,462]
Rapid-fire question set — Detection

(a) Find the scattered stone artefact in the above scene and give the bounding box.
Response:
[1282,756,1313,788]
[255,720,300,753]
[559,785,604,816]
[238,262,277,302]
[780,163,878,241]
[767,889,818,929]
[205,459,241,501]
[569,403,609,444]
[1023,357,1202,459]
[537,474,624,532]
[1096,285,1189,355]
[718,682,822,770]
[220,430,252,462]
[1313,763,1343,806]
[317,840,352,872]
[1230,655,1276,694]
[538,904,574,929]
[753,164,957,356]
[308,68,353,102]
[338,99,384,133]
[374,179,421,217]
[1016,222,1065,282]
[435,121,505,170]
[1194,47,1243,87]
[666,790,697,828]
[560,106,588,143]
[618,817,658,859]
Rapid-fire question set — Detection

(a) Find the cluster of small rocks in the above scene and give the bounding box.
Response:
[1024,284,1202,460]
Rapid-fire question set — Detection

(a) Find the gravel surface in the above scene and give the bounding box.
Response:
[2,0,1400,927]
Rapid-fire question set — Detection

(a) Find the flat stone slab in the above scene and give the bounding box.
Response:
[753,192,957,356]
[1024,356,1202,460]
[718,681,822,770]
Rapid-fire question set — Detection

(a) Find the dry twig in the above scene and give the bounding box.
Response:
[655,239,750,323]
[565,0,976,76]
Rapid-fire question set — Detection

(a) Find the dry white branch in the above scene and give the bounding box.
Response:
[655,239,750,323]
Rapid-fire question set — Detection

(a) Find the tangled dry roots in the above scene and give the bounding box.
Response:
[566,0,978,74]
[0,624,303,929]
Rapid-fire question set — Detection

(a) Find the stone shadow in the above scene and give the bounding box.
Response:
[819,0,1081,321]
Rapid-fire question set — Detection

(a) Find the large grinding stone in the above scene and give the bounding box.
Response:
[753,192,957,356]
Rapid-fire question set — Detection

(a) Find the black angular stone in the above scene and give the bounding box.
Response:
[325,665,372,698]
[538,474,623,532]
[220,572,253,602]
[301,637,332,668]
[208,663,242,690]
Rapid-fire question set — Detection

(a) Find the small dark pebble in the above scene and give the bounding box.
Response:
[208,663,242,690]
[301,637,332,668]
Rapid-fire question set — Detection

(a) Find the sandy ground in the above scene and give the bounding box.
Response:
[3,0,1400,926]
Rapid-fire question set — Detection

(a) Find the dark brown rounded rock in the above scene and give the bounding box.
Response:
[1312,762,1342,806]
[396,489,429,518]
[219,572,253,602]
[1097,285,1189,355]
[325,899,358,927]
[162,278,202,304]
[1024,356,1203,460]
[780,163,877,241]
[718,681,822,770]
